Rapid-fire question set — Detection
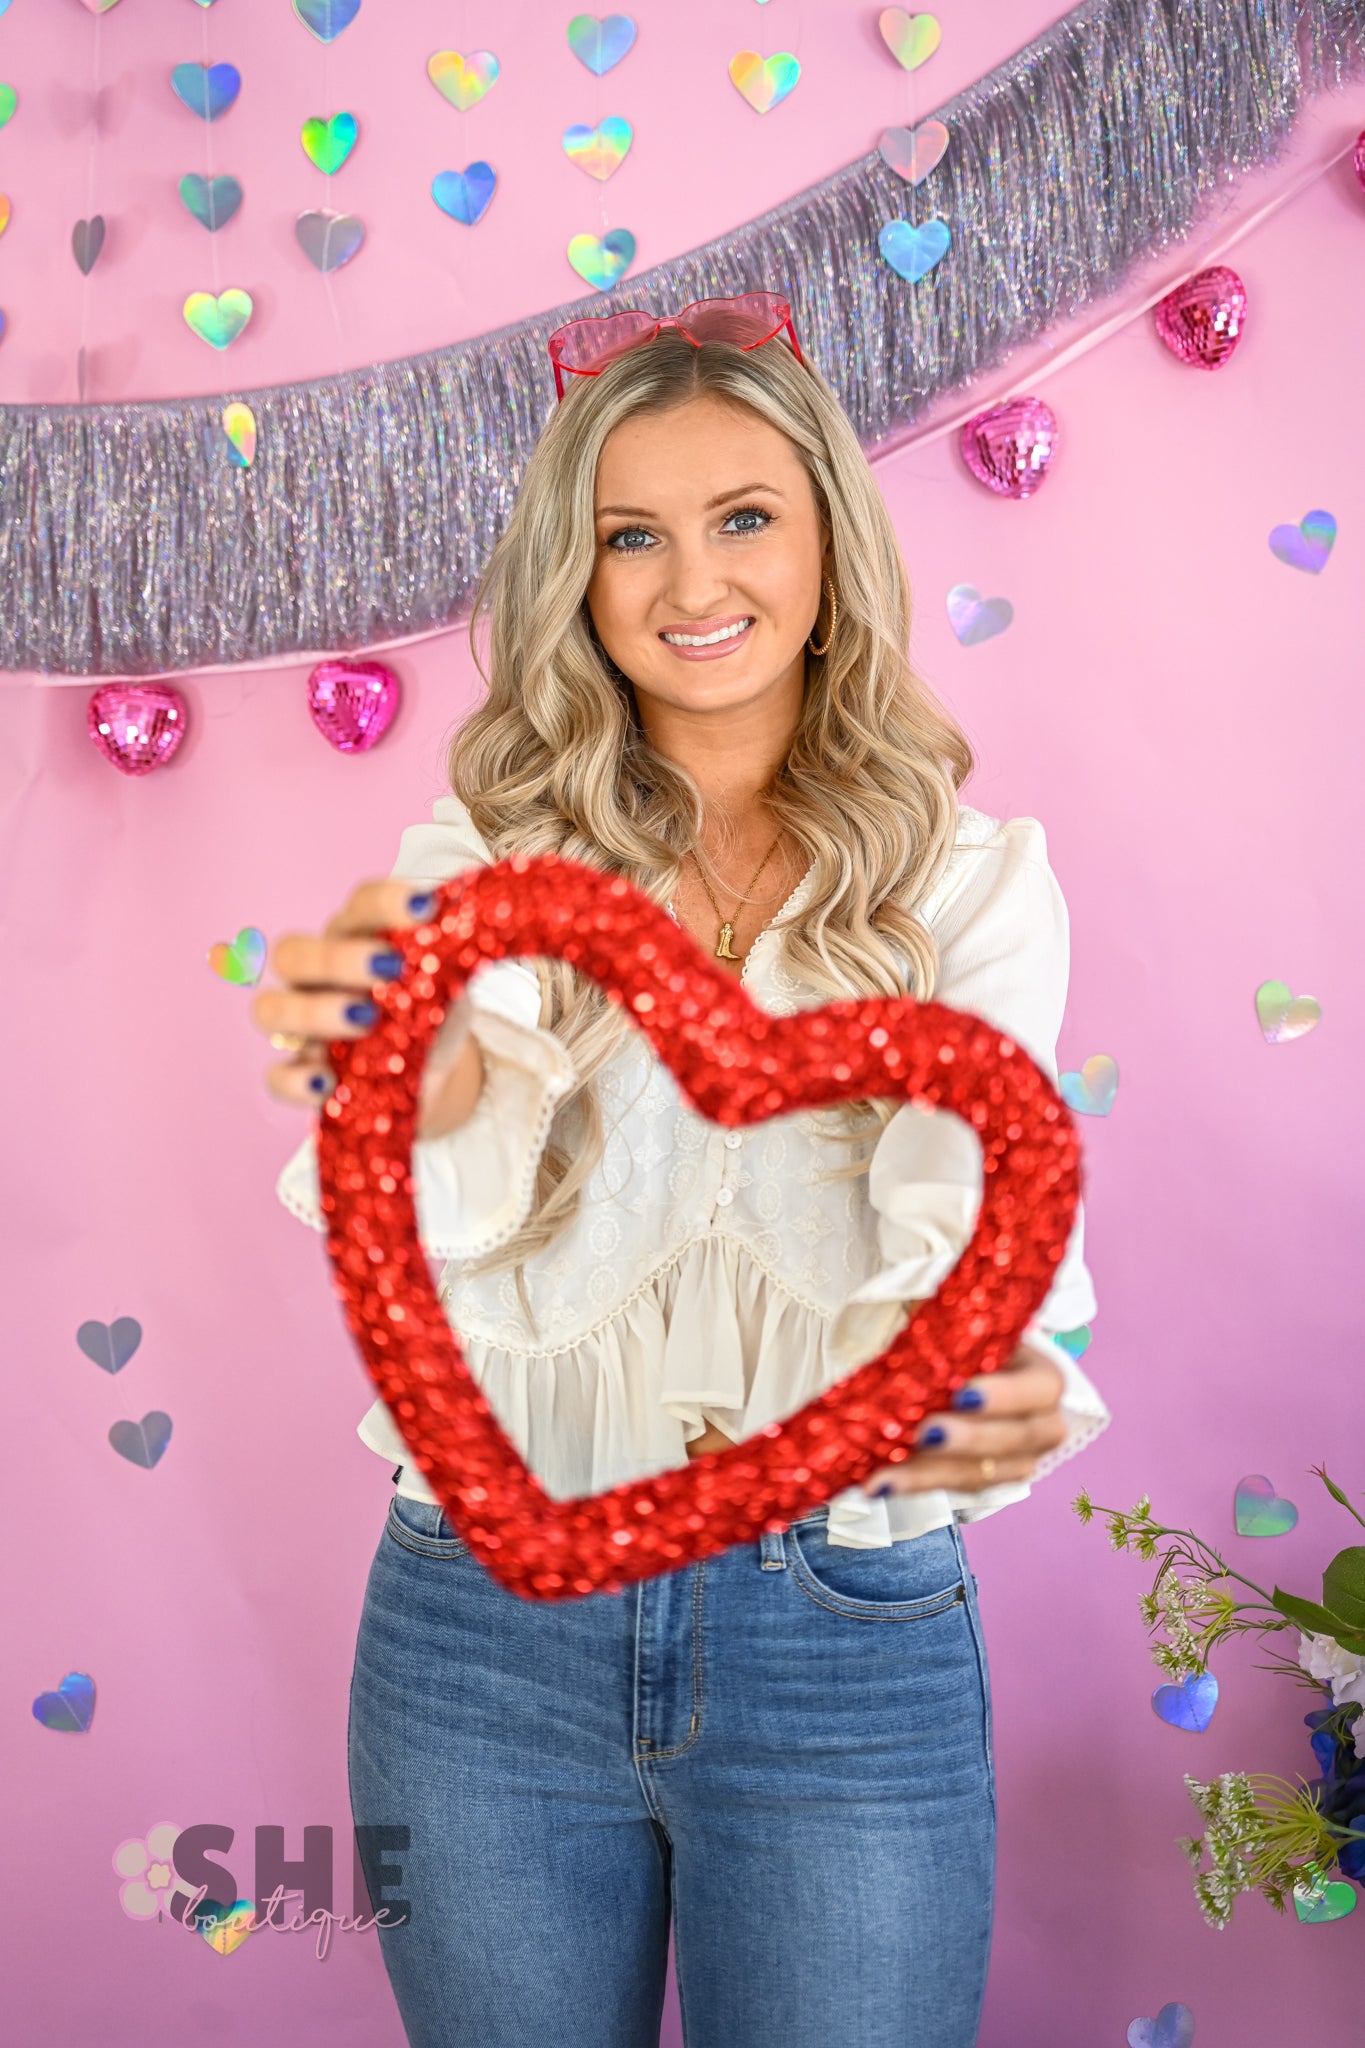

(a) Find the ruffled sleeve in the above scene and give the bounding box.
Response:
[274,792,575,1261]
[827,813,1109,1527]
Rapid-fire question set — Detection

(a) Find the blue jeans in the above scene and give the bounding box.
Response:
[348,1487,996,2048]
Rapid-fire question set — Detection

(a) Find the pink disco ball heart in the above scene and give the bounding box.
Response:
[306,659,401,753]
[1154,264,1247,370]
[86,683,188,776]
[959,397,1058,499]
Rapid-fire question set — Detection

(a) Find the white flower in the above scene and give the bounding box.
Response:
[1297,1630,1365,1708]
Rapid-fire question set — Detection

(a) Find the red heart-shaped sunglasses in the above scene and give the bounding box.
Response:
[547,290,804,401]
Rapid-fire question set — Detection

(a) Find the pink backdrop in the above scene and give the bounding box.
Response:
[5,4,1364,2042]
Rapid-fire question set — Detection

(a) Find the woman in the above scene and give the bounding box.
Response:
[255,295,1108,2048]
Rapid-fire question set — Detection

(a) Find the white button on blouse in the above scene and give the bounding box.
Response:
[276,793,1109,1548]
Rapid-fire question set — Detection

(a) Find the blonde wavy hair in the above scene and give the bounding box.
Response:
[444,325,975,1320]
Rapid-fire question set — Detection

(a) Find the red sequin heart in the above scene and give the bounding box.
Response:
[318,855,1081,1602]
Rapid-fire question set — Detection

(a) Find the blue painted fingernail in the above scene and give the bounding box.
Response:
[406,891,435,917]
[952,1387,986,1410]
[918,1424,948,1447]
[871,1483,895,1499]
[308,1073,330,1093]
[369,950,403,980]
[345,998,379,1027]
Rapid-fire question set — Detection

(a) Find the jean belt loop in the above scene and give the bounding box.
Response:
[759,1527,787,1572]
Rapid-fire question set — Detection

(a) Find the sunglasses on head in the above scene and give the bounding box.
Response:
[546,290,805,401]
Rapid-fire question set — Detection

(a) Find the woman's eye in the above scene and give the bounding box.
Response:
[720,509,773,540]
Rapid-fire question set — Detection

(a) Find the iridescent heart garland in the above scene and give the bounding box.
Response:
[564,14,638,291]
[72,2,109,398]
[177,3,250,356]
[4,0,1365,679]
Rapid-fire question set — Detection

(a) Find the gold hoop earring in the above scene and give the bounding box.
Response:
[807,572,838,657]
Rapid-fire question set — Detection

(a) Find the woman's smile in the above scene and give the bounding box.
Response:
[658,615,756,660]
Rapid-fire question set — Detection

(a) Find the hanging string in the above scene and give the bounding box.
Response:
[75,7,104,401]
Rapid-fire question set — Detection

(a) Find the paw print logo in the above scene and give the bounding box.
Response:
[113,1823,182,1921]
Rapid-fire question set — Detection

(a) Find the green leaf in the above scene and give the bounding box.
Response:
[1322,1547,1365,1629]
[1270,1588,1365,1650]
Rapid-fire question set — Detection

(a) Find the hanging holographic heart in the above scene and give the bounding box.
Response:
[197,1899,258,1954]
[179,173,243,231]
[879,9,941,69]
[427,50,499,109]
[222,402,256,467]
[1268,511,1335,574]
[1293,1876,1358,1922]
[1154,265,1247,370]
[1053,1325,1093,1360]
[170,62,241,122]
[80,0,122,10]
[431,165,496,226]
[209,927,267,985]
[183,288,253,348]
[878,120,950,185]
[729,51,800,114]
[1059,1055,1118,1116]
[1254,979,1322,1042]
[0,194,10,237]
[946,583,1012,645]
[87,683,188,775]
[300,112,358,173]
[1233,1474,1299,1536]
[879,217,950,282]
[109,1413,174,1469]
[307,659,401,752]
[1126,2005,1196,2048]
[77,1316,142,1373]
[563,117,632,180]
[295,209,365,270]
[32,1672,96,1733]
[0,84,17,128]
[566,13,637,74]
[1354,128,1365,192]
[1151,1672,1218,1732]
[567,228,635,289]
[72,215,106,276]
[292,0,361,42]
[959,397,1058,498]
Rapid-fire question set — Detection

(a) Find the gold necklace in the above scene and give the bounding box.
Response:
[688,829,785,960]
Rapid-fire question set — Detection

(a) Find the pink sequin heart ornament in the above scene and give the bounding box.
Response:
[1154,264,1247,370]
[959,396,1058,498]
[86,684,188,775]
[306,659,401,752]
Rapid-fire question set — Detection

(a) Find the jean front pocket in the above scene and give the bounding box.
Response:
[785,1519,967,1620]
[384,1489,472,1560]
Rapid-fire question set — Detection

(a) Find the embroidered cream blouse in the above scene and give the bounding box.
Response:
[276,793,1109,1548]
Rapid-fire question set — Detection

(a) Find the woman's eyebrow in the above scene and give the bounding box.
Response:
[595,482,786,519]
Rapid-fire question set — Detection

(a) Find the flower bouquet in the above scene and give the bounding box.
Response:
[1072,1464,1365,1927]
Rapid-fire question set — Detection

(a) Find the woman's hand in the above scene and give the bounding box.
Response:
[250,879,484,1140]
[862,1343,1070,1498]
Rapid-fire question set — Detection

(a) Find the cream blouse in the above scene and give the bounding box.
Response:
[276,793,1109,1548]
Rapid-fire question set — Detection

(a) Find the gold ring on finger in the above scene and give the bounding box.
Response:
[268,1030,312,1055]
[979,1456,998,1483]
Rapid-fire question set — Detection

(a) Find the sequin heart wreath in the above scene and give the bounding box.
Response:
[317,857,1081,1603]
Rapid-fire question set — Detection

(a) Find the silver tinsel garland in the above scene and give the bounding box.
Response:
[3,0,1362,679]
